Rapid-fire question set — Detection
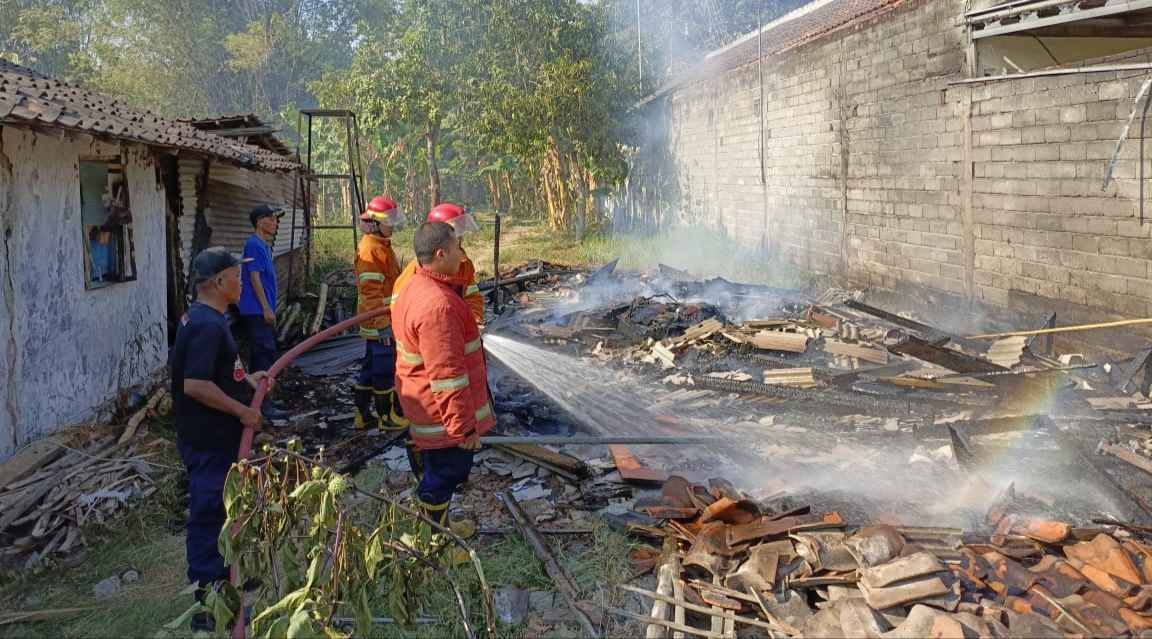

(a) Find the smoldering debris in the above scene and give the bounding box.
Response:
[481,259,1152,528]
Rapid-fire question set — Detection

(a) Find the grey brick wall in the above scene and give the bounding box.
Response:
[660,0,1152,320]
[969,66,1151,316]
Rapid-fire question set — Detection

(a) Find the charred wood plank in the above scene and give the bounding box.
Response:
[842,300,947,337]
[494,444,587,482]
[888,335,1006,376]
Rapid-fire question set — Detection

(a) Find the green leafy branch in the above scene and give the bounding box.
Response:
[163,439,495,639]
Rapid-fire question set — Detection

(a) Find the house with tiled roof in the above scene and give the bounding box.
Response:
[0,59,307,459]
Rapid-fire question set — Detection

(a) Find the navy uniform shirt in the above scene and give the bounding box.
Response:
[170,303,253,451]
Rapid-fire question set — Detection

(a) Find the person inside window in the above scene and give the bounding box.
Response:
[88,226,109,283]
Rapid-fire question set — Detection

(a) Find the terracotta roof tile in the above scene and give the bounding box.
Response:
[0,58,300,172]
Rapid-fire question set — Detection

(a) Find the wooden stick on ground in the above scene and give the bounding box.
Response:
[118,387,167,444]
[1099,442,1152,477]
[685,579,758,604]
[619,584,782,636]
[609,608,723,639]
[968,317,1152,340]
[647,537,678,639]
[277,303,301,342]
[0,607,95,627]
[311,283,329,334]
[672,576,686,639]
[500,491,601,639]
[709,574,724,637]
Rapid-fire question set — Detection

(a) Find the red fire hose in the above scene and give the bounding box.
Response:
[230,306,390,639]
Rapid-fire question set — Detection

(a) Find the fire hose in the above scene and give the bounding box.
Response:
[229,306,391,638]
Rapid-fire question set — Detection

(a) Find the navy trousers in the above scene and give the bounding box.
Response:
[357,336,397,391]
[178,440,235,587]
[240,314,277,373]
[415,446,475,517]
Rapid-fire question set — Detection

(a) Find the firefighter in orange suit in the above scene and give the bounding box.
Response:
[393,221,495,527]
[392,203,484,326]
[353,196,408,432]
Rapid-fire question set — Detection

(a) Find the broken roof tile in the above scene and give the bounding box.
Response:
[0,58,299,172]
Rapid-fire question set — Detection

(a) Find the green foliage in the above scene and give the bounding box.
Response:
[179,439,491,639]
[0,0,814,237]
[0,0,370,118]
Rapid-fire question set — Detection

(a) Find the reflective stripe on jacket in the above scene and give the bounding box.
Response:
[392,255,484,325]
[394,267,494,450]
[355,234,401,339]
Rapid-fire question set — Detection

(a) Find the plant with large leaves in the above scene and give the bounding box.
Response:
[161,440,495,639]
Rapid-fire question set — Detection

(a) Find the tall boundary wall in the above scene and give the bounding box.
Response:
[659,0,1152,332]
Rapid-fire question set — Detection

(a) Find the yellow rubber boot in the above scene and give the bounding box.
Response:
[388,390,410,430]
[418,500,450,528]
[375,390,407,432]
[353,386,374,430]
[418,503,471,565]
[448,518,476,540]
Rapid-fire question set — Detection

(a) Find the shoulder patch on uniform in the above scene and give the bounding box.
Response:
[233,356,247,382]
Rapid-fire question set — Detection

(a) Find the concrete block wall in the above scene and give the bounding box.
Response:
[968,68,1152,316]
[666,0,968,290]
[839,0,967,295]
[661,0,1152,322]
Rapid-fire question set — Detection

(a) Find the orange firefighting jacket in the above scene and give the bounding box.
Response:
[355,234,402,340]
[393,267,495,450]
[392,255,484,325]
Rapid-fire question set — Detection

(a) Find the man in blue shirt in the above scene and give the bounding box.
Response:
[238,204,287,420]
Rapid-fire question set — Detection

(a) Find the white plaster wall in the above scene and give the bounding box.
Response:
[1,126,168,456]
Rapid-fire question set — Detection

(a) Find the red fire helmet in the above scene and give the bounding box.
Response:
[426,202,480,236]
[360,195,403,227]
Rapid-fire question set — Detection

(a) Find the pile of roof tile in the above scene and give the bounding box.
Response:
[0,58,299,172]
[626,474,1152,637]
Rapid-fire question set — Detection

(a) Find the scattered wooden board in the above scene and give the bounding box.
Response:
[748,331,809,353]
[742,320,794,330]
[0,436,65,493]
[1087,397,1140,410]
[762,368,817,388]
[496,444,588,481]
[823,340,889,365]
[609,445,669,484]
[652,343,677,368]
[669,319,724,348]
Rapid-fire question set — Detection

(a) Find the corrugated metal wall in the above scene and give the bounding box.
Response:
[177,158,202,271]
[176,159,307,265]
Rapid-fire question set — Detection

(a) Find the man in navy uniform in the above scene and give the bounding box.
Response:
[171,247,266,631]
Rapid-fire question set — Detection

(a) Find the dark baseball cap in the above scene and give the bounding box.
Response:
[190,246,252,285]
[249,204,285,227]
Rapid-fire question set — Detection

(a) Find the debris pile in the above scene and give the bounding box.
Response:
[621,474,1152,638]
[484,261,1152,519]
[487,262,1133,407]
[0,432,160,571]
